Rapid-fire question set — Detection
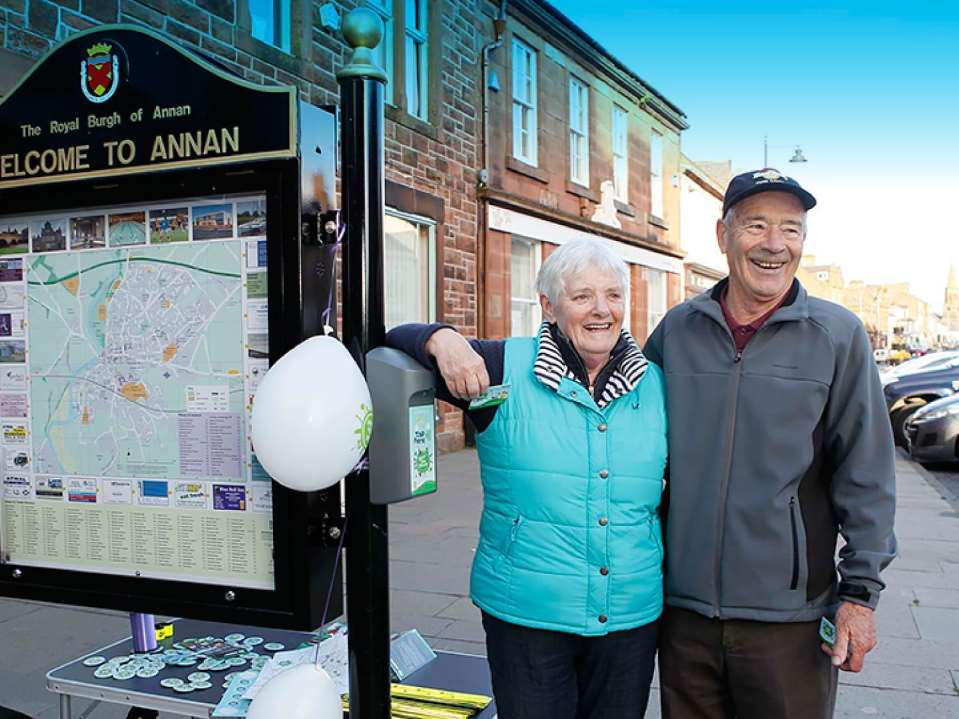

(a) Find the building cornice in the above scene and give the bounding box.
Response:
[685,262,726,280]
[510,0,689,131]
[480,187,686,260]
[682,167,724,201]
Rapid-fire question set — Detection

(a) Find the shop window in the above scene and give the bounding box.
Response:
[385,210,436,329]
[511,39,538,166]
[650,131,664,219]
[249,0,291,52]
[647,267,667,331]
[366,0,395,103]
[568,77,589,186]
[612,105,628,202]
[511,238,541,337]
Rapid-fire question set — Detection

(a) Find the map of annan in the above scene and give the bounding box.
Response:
[27,241,245,479]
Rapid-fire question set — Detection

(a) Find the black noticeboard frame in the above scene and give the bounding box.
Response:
[0,25,342,631]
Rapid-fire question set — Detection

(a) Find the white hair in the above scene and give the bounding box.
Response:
[535,238,629,304]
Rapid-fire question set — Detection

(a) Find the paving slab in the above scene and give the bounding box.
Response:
[391,613,455,638]
[435,596,482,622]
[912,606,959,642]
[390,588,460,618]
[838,661,958,695]
[0,597,43,624]
[436,618,487,643]
[833,685,959,718]
[389,559,471,595]
[872,595,921,639]
[913,586,959,608]
[867,635,959,670]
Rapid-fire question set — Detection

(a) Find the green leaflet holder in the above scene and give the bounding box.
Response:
[367,347,438,504]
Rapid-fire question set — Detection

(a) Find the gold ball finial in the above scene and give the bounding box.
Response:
[342,8,383,50]
[337,9,387,82]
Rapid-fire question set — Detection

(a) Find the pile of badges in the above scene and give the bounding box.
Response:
[160,673,213,693]
[80,632,309,695]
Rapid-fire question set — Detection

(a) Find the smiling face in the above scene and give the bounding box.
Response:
[718,191,806,311]
[540,266,626,368]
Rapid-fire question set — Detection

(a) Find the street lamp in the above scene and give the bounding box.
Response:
[764,135,808,167]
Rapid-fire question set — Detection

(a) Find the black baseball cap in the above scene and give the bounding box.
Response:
[722,168,817,215]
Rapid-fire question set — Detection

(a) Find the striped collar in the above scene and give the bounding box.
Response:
[532,322,649,408]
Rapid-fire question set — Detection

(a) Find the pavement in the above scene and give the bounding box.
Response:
[921,463,959,511]
[1,449,958,717]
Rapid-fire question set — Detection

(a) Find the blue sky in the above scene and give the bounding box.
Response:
[548,1,959,309]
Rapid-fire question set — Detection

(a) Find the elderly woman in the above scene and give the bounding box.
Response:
[385,238,667,719]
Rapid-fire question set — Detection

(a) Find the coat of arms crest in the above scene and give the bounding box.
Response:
[81,42,119,103]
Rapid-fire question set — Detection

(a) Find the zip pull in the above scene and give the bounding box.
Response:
[734,349,743,363]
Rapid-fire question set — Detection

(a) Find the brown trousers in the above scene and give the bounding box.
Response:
[659,607,838,719]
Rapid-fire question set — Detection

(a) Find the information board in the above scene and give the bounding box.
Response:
[0,192,276,590]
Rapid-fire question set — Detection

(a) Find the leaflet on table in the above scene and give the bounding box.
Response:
[241,646,316,700]
[213,671,256,718]
[242,634,350,700]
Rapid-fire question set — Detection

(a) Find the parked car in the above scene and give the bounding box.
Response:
[884,361,959,446]
[880,350,959,386]
[905,393,959,465]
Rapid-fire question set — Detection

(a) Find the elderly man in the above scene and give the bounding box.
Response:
[644,169,897,718]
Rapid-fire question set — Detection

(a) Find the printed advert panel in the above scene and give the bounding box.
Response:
[0,193,274,590]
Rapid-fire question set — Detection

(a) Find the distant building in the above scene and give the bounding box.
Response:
[797,256,846,304]
[798,256,935,350]
[680,157,728,299]
[943,265,959,331]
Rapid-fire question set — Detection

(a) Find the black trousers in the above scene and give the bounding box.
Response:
[659,607,838,719]
[482,611,659,719]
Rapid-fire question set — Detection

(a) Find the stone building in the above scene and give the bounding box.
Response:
[0,0,687,450]
[479,0,687,343]
[680,156,728,300]
[943,265,959,332]
[798,257,935,351]
[0,0,485,449]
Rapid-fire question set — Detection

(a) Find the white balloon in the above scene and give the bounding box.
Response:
[247,663,342,719]
[251,335,372,492]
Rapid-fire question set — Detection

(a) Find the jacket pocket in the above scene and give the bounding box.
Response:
[505,514,523,557]
[788,497,808,591]
[647,515,663,564]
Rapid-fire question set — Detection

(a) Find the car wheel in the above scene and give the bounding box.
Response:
[892,402,926,447]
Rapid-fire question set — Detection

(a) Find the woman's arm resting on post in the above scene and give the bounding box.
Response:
[384,323,505,412]
[426,328,490,400]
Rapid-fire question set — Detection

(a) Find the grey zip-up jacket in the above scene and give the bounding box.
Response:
[644,279,897,622]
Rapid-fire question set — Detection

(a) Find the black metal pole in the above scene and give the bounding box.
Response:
[338,11,390,719]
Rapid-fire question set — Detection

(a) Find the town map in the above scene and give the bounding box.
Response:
[27,241,246,480]
[0,197,273,590]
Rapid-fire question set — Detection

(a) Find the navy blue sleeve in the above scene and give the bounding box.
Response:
[384,323,506,433]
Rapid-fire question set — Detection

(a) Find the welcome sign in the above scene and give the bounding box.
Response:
[0,25,297,188]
